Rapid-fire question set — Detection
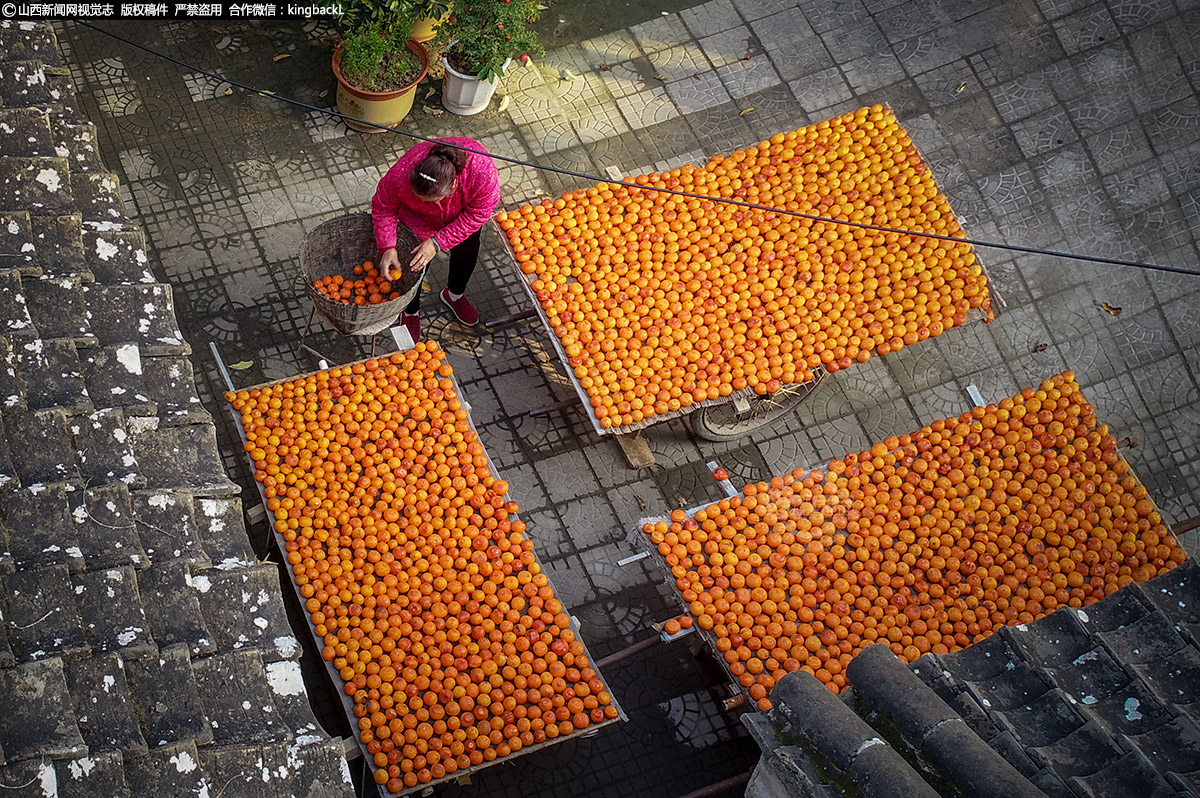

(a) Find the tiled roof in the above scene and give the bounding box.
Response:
[749,560,1200,797]
[0,21,353,796]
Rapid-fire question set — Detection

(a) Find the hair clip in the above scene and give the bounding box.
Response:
[417,172,437,183]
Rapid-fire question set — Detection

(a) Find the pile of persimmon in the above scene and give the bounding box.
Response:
[313,261,403,305]
[226,343,616,794]
[644,372,1183,707]
[497,105,992,431]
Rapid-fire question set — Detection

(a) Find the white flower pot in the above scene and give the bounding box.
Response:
[441,53,510,116]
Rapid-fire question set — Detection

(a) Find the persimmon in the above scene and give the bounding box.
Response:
[313,261,403,305]
[498,106,992,431]
[227,343,614,792]
[643,372,1181,701]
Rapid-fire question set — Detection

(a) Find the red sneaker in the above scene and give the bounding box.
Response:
[440,289,479,326]
[400,312,421,344]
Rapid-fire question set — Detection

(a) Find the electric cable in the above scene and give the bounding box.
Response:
[74,20,1200,280]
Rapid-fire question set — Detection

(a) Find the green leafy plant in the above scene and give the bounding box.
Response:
[323,0,449,29]
[434,0,544,82]
[338,21,422,92]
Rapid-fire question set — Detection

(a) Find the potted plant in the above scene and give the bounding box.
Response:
[332,20,431,133]
[433,0,543,115]
[406,0,453,43]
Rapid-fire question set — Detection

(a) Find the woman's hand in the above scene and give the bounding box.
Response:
[409,238,437,271]
[380,248,402,281]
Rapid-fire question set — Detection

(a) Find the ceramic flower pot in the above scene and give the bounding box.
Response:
[333,39,430,133]
[410,5,450,43]
[441,50,510,116]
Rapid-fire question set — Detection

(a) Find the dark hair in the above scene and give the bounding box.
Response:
[410,144,467,198]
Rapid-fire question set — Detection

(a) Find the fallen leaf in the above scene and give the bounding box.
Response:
[1119,435,1140,448]
[223,87,233,96]
[273,53,292,62]
[661,9,669,14]
[599,63,610,71]
[560,68,578,81]
[497,94,511,112]
[422,106,445,116]
[633,493,647,511]
[712,466,729,480]
[654,73,668,81]
[1100,301,1123,316]
[257,89,275,97]
[318,89,328,99]
[229,360,253,370]
[955,80,967,94]
[1029,342,1049,353]
[424,87,435,99]
[742,50,754,60]
[740,107,755,116]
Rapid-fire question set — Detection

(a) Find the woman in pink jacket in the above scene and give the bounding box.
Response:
[372,137,502,342]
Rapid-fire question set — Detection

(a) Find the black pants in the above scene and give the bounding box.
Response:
[405,228,481,314]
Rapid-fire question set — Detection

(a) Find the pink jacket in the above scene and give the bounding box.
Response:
[371,137,501,253]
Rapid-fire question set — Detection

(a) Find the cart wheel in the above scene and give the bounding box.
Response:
[689,371,828,442]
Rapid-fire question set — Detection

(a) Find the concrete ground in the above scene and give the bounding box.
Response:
[57,2,1200,795]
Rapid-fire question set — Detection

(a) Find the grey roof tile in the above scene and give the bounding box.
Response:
[0,269,38,339]
[123,644,213,749]
[0,336,27,416]
[1130,644,1200,707]
[73,172,129,228]
[1167,769,1200,794]
[192,565,299,662]
[129,422,239,496]
[122,740,213,796]
[0,603,12,667]
[13,338,90,412]
[69,483,148,571]
[80,343,156,416]
[63,651,149,756]
[52,122,102,174]
[129,489,209,567]
[0,108,55,158]
[1,565,88,662]
[1132,559,1200,625]
[82,284,189,355]
[141,354,209,425]
[0,20,63,67]
[3,408,74,483]
[1078,679,1171,737]
[0,656,86,762]
[962,660,1054,712]
[0,212,39,274]
[1073,590,1151,632]
[192,650,290,746]
[136,560,216,657]
[0,155,73,213]
[1007,602,1092,666]
[83,228,156,285]
[1029,765,1075,798]
[1098,611,1189,665]
[992,688,1086,748]
[1029,718,1124,780]
[0,58,57,107]
[1046,646,1133,704]
[43,73,83,121]
[1066,748,1179,798]
[280,738,355,798]
[27,213,90,283]
[193,496,256,568]
[23,275,95,345]
[1,482,85,572]
[1123,714,1200,776]
[54,750,133,798]
[939,619,1021,680]
[72,565,156,658]
[261,658,324,739]
[73,407,140,487]
[0,435,18,495]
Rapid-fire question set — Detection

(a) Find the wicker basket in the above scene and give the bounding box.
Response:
[299,212,422,336]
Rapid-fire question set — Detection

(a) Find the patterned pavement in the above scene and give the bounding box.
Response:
[56,3,1200,795]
